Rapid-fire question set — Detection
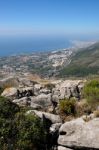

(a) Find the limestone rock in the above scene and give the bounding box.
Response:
[52,80,85,100]
[30,102,42,110]
[50,123,62,133]
[31,93,52,107]
[58,118,99,149]
[26,110,62,124]
[13,97,30,106]
[40,88,51,94]
[58,146,73,150]
[1,87,17,99]
[34,83,43,95]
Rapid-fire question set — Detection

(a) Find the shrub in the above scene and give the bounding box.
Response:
[16,113,46,150]
[94,110,99,118]
[0,96,20,118]
[75,101,92,117]
[0,97,46,150]
[83,79,99,104]
[59,98,76,115]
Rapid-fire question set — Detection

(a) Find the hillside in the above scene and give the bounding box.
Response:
[59,42,99,77]
[0,42,99,79]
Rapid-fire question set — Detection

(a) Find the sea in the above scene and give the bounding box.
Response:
[0,36,72,56]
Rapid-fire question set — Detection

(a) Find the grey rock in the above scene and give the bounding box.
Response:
[58,118,99,149]
[1,87,17,99]
[13,97,30,106]
[52,80,85,100]
[40,88,51,94]
[50,123,62,133]
[31,93,52,107]
[30,102,42,110]
[34,84,43,95]
[52,94,59,103]
[26,110,62,124]
[58,146,73,150]
[18,78,33,87]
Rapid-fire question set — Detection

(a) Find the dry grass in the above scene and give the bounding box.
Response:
[94,110,99,118]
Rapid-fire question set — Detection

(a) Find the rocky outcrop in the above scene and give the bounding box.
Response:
[52,80,85,100]
[13,97,42,109]
[13,97,31,107]
[34,83,44,95]
[31,93,52,107]
[1,87,34,99]
[58,118,99,149]
[1,79,85,101]
[39,88,51,94]
[1,79,85,115]
[1,87,17,99]
[50,123,62,133]
[26,110,62,124]
[30,103,42,110]
[18,78,34,87]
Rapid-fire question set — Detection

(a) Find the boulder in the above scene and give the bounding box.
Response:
[18,78,33,87]
[26,110,62,124]
[30,102,42,110]
[1,87,17,99]
[50,123,62,133]
[40,88,51,94]
[13,97,30,106]
[58,118,99,149]
[52,94,59,103]
[52,80,85,100]
[31,93,52,107]
[34,83,43,95]
[58,146,73,150]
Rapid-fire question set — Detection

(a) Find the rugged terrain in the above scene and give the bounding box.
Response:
[0,75,99,150]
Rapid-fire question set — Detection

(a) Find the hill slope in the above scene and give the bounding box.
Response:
[59,42,99,77]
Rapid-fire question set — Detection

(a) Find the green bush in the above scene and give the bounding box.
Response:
[75,101,92,117]
[16,113,46,150]
[0,96,20,118]
[83,79,99,104]
[59,98,76,115]
[0,97,46,150]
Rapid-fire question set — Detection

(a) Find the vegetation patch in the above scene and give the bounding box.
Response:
[0,96,46,150]
[59,98,76,115]
[83,79,99,104]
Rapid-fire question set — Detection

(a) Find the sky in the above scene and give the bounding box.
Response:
[1,0,99,37]
[0,0,99,55]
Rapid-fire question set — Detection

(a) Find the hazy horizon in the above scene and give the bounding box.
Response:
[0,0,99,55]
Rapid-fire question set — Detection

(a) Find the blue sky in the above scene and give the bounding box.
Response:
[0,0,99,37]
[0,0,99,55]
